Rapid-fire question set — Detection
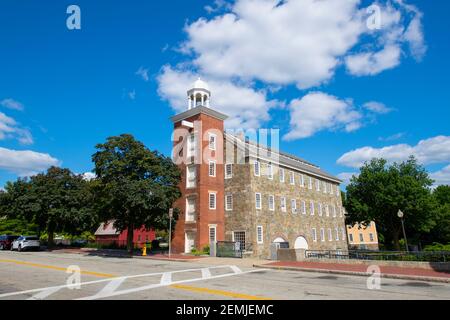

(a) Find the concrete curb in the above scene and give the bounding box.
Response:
[253,264,450,284]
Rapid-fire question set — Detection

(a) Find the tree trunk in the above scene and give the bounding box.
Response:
[127,224,134,255]
[392,229,400,251]
[47,228,54,250]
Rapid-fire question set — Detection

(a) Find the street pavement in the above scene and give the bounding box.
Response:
[0,250,449,300]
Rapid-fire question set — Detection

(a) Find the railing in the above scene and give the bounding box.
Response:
[305,250,450,262]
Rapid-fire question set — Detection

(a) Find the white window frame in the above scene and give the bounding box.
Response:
[186,165,196,188]
[267,163,273,180]
[254,160,260,177]
[208,192,217,210]
[289,171,295,185]
[323,181,327,194]
[300,174,305,187]
[256,226,264,244]
[268,195,275,211]
[225,163,233,179]
[320,228,325,242]
[332,205,336,218]
[316,179,320,192]
[279,168,285,183]
[342,228,346,242]
[225,193,233,211]
[291,199,297,214]
[325,204,330,217]
[310,201,315,215]
[187,133,196,158]
[208,160,216,177]
[312,228,317,242]
[280,197,287,212]
[255,192,262,210]
[208,133,217,151]
[318,203,323,216]
[209,225,217,243]
[308,177,313,189]
[185,197,196,222]
[328,228,332,241]
[301,200,306,215]
[329,183,334,195]
[335,227,340,241]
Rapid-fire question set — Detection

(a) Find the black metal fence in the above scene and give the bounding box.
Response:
[305,250,450,262]
[216,241,243,258]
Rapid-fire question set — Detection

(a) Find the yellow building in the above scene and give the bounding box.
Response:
[346,221,379,250]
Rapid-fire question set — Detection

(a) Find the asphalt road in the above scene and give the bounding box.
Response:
[0,250,449,300]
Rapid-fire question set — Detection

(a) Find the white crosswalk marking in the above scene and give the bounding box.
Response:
[201,268,211,279]
[160,272,172,285]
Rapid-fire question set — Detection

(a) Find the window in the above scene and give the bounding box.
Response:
[330,183,334,195]
[318,203,323,216]
[291,199,297,213]
[369,233,374,242]
[336,185,340,196]
[280,197,287,212]
[320,228,325,242]
[209,192,217,210]
[342,228,346,241]
[257,226,264,244]
[332,205,336,218]
[323,181,327,193]
[312,228,317,242]
[186,165,196,188]
[349,233,354,243]
[289,172,295,185]
[359,233,364,242]
[340,207,344,218]
[300,174,305,187]
[325,205,329,217]
[308,177,313,189]
[310,201,315,215]
[255,193,262,209]
[254,160,260,176]
[187,133,196,158]
[335,227,340,241]
[209,226,216,243]
[208,133,216,150]
[268,195,275,211]
[266,163,273,179]
[208,160,216,177]
[328,228,332,241]
[301,200,306,215]
[316,179,320,191]
[225,163,233,179]
[225,194,233,211]
[233,231,246,251]
[186,198,196,222]
[279,168,285,182]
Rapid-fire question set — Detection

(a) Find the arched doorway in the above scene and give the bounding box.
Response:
[273,237,286,243]
[294,236,309,250]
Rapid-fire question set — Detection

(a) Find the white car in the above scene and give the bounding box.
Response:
[11,236,40,252]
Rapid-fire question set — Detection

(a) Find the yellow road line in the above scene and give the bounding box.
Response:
[170,284,272,300]
[0,259,116,278]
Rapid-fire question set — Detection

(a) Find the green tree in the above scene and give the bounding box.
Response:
[425,185,450,245]
[344,157,437,250]
[92,134,181,253]
[0,167,96,247]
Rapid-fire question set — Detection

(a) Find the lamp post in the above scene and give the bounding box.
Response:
[168,208,173,259]
[397,209,409,252]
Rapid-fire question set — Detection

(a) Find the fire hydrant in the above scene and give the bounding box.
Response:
[142,244,147,256]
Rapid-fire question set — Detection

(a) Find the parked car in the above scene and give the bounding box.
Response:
[0,235,20,250]
[11,236,40,252]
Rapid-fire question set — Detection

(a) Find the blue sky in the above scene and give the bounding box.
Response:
[0,0,449,188]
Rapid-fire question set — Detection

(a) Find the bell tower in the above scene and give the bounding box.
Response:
[171,79,228,254]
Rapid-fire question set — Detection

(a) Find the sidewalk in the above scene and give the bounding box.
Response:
[254,260,450,283]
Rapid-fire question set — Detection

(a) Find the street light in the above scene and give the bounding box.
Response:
[168,208,173,259]
[397,209,409,252]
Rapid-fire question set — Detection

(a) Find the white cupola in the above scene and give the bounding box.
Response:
[187,78,211,109]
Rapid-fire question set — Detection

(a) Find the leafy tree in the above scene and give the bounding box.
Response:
[0,167,96,247]
[425,185,450,245]
[344,157,437,250]
[92,134,181,253]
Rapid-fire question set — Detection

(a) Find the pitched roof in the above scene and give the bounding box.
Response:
[94,221,120,236]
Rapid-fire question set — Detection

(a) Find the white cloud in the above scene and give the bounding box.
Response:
[0,112,33,145]
[363,101,392,114]
[181,0,424,89]
[1,98,24,111]
[431,165,450,187]
[82,172,96,181]
[128,90,136,100]
[135,66,149,82]
[337,172,359,186]
[378,132,405,141]
[0,147,60,176]
[283,92,362,140]
[337,136,450,168]
[157,66,280,129]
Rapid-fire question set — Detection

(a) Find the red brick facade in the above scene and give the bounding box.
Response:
[171,109,226,253]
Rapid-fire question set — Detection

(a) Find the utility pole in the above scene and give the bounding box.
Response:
[168,208,173,259]
[397,210,409,252]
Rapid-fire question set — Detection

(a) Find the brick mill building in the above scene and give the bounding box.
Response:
[170,79,348,258]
